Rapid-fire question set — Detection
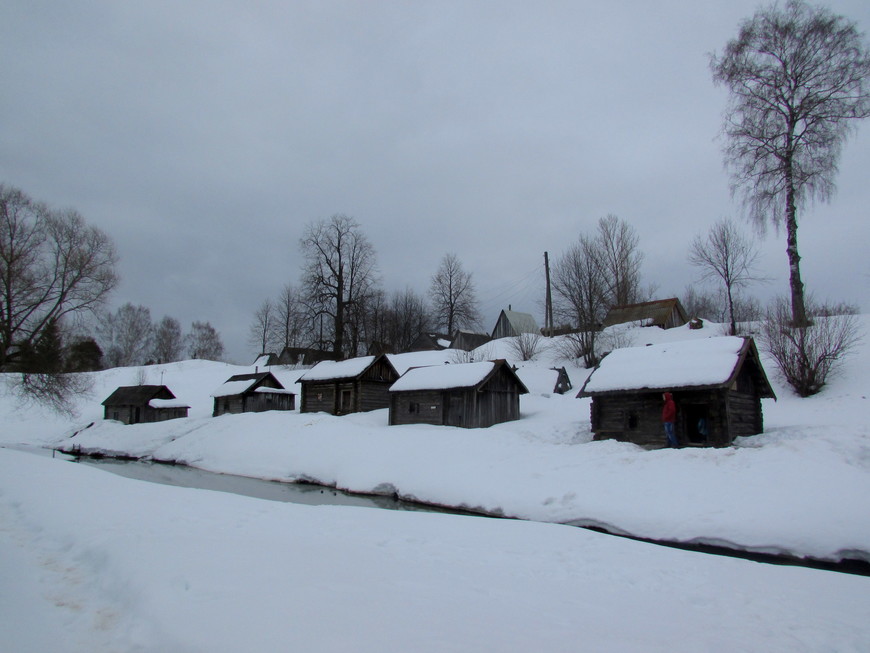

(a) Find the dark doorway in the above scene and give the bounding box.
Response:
[684,404,710,445]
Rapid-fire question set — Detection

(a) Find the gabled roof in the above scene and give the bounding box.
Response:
[577,336,775,398]
[390,359,529,394]
[102,385,176,406]
[297,354,397,383]
[493,309,541,337]
[211,372,290,398]
[602,298,688,328]
[252,353,278,367]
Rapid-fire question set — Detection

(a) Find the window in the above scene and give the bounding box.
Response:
[408,402,418,414]
[627,412,638,430]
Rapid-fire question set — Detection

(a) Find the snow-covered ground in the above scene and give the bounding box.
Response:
[2,318,870,649]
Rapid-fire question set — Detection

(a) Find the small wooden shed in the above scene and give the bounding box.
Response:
[102,385,189,425]
[389,360,529,428]
[491,309,541,339]
[602,298,688,330]
[297,354,399,415]
[577,336,775,447]
[211,372,295,417]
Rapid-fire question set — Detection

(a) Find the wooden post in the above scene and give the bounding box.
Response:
[544,252,554,336]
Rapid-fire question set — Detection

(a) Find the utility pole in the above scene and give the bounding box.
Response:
[544,251,554,337]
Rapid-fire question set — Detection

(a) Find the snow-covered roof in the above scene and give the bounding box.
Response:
[253,386,295,395]
[579,336,770,395]
[211,372,288,398]
[391,362,495,392]
[390,360,528,394]
[211,379,256,398]
[148,398,190,409]
[297,356,377,382]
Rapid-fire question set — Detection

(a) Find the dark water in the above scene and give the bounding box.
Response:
[73,455,469,515]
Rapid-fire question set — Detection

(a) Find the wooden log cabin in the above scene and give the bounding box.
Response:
[389,360,529,428]
[297,354,399,415]
[211,372,295,417]
[102,385,189,424]
[601,297,688,330]
[577,336,775,448]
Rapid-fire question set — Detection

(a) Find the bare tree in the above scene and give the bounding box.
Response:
[681,285,722,321]
[0,184,118,372]
[760,296,861,396]
[595,215,644,308]
[186,321,224,361]
[551,234,608,367]
[689,218,764,335]
[248,299,276,356]
[273,283,307,351]
[429,253,480,336]
[386,287,432,353]
[711,0,870,327]
[300,215,379,359]
[152,315,184,363]
[97,303,154,368]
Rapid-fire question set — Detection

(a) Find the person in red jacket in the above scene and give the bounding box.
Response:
[661,392,678,448]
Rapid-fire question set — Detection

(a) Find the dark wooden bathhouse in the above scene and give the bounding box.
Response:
[102,385,189,425]
[297,354,399,415]
[211,372,295,417]
[389,359,529,428]
[602,298,688,330]
[577,336,775,448]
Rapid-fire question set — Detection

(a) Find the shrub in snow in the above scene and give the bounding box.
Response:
[509,332,544,362]
[760,297,861,397]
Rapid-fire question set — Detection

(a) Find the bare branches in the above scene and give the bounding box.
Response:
[688,218,765,335]
[760,296,861,396]
[0,184,118,371]
[429,253,480,335]
[300,215,379,358]
[710,0,870,326]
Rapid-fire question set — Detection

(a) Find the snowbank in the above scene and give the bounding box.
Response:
[3,317,870,563]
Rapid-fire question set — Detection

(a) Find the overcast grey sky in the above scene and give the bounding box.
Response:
[2,0,869,363]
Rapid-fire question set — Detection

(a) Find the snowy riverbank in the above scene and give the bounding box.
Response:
[3,319,870,564]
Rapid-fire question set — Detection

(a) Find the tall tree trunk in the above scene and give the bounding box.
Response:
[784,159,808,327]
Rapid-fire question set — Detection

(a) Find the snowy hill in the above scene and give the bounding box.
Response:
[2,317,870,563]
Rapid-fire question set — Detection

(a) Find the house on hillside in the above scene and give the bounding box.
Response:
[252,352,278,368]
[277,346,336,367]
[102,385,189,425]
[211,372,295,416]
[577,336,775,448]
[602,298,688,330]
[297,354,399,415]
[389,360,528,428]
[449,330,491,352]
[491,309,541,339]
[408,332,451,352]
